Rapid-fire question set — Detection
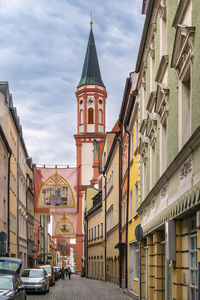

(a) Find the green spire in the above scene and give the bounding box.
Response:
[78,22,105,88]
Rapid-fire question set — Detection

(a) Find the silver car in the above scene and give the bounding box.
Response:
[20,268,49,294]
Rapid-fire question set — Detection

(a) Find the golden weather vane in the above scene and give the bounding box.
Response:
[90,12,93,25]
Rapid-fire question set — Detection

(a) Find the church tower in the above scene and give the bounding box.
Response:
[74,20,107,187]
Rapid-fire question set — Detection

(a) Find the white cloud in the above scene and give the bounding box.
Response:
[0,0,144,165]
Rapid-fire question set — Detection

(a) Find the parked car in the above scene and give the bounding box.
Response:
[0,257,26,299]
[53,267,59,281]
[37,265,55,286]
[21,268,49,294]
[56,267,62,278]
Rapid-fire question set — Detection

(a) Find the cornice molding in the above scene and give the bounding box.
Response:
[155,83,169,125]
[146,91,156,113]
[155,55,168,83]
[171,25,195,72]
[142,181,200,236]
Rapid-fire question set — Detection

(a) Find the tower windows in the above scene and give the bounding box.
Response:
[98,109,103,125]
[88,108,94,124]
[79,109,83,124]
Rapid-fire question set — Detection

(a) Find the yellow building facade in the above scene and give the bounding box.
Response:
[124,72,140,296]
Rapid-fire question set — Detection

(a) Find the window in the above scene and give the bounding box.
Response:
[130,129,134,161]
[179,67,191,148]
[143,162,147,201]
[189,216,197,300]
[160,119,167,175]
[150,145,155,188]
[150,46,155,92]
[91,228,93,241]
[88,108,94,124]
[135,117,139,149]
[106,205,113,232]
[88,229,90,241]
[189,234,197,300]
[134,181,138,216]
[97,224,100,239]
[100,223,103,238]
[79,109,83,124]
[98,109,103,125]
[160,7,167,57]
[133,243,139,279]
[94,226,96,240]
[129,190,132,221]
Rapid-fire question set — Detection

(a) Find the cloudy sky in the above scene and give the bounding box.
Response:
[0,0,145,166]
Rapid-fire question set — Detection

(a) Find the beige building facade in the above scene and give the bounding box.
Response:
[102,129,120,284]
[86,190,105,281]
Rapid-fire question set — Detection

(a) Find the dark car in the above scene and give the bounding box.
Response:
[53,267,59,281]
[0,257,26,299]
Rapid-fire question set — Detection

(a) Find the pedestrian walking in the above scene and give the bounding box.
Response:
[65,267,68,278]
[68,267,71,280]
[61,267,64,280]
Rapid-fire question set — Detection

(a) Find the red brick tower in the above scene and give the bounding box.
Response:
[74,19,107,274]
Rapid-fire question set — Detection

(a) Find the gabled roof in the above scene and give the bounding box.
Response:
[78,25,104,88]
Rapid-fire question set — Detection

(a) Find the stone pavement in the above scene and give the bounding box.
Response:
[27,275,132,300]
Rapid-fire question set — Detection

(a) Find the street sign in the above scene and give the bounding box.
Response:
[135,224,143,242]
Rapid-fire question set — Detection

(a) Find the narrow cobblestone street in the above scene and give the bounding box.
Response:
[27,275,131,300]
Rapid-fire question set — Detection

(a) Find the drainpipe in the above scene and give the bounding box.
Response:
[103,174,107,281]
[117,135,122,288]
[125,127,131,290]
[17,137,20,258]
[7,154,11,256]
[85,211,88,277]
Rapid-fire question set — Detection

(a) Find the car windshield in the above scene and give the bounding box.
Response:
[0,277,13,290]
[21,269,44,278]
[43,268,51,275]
[0,260,20,275]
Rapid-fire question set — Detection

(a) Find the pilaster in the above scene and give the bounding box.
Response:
[153,231,164,300]
[147,235,154,300]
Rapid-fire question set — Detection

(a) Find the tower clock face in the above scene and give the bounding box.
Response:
[87,97,94,104]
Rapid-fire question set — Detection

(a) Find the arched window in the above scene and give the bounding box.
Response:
[88,108,94,124]
[98,109,103,125]
[79,109,83,124]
